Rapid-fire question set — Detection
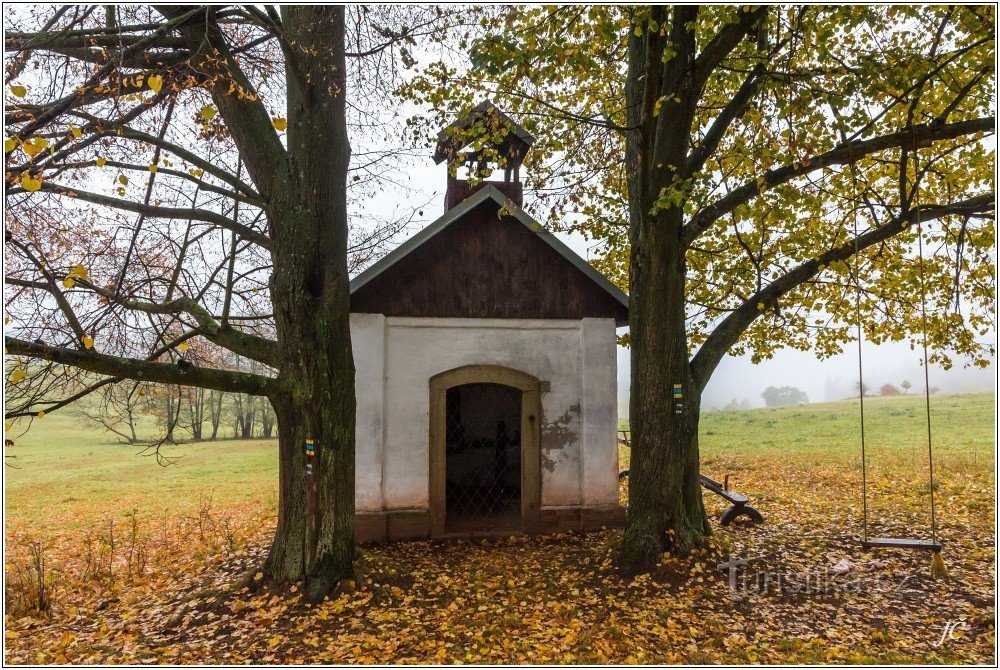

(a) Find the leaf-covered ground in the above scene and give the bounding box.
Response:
[5,395,995,664]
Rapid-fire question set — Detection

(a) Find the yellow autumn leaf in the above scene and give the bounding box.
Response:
[189,168,204,178]
[4,138,16,153]
[96,157,107,167]
[201,105,217,120]
[68,264,89,281]
[3,422,10,431]
[10,369,26,384]
[178,342,189,352]
[36,411,45,418]
[82,336,94,349]
[147,74,164,94]
[757,302,766,310]
[62,277,75,289]
[118,174,129,185]
[149,165,158,173]
[10,84,26,98]
[70,126,83,139]
[272,117,288,131]
[22,137,48,157]
[20,173,43,192]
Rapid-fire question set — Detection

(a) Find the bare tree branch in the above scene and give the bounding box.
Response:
[155,5,287,199]
[6,336,276,396]
[8,182,272,249]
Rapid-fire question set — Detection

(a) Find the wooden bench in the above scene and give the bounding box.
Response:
[617,434,763,527]
[698,473,764,526]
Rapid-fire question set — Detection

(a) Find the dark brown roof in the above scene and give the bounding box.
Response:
[350,186,628,325]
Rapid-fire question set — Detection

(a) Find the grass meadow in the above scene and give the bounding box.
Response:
[4,392,996,664]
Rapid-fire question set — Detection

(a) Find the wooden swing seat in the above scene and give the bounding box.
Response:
[862,537,942,552]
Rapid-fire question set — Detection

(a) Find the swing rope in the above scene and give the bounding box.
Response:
[848,152,869,546]
[914,154,946,577]
[851,141,945,578]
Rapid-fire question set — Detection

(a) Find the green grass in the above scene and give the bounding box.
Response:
[6,393,995,535]
[4,393,995,665]
[701,392,994,457]
[616,393,995,542]
[620,392,995,472]
[5,411,278,535]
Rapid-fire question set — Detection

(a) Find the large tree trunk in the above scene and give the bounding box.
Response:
[260,6,356,603]
[619,7,710,574]
[620,204,710,572]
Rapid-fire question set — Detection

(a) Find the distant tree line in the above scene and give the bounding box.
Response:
[78,381,277,444]
[858,380,940,398]
[709,378,946,413]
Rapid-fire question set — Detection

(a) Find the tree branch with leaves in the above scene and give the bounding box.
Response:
[402,4,995,572]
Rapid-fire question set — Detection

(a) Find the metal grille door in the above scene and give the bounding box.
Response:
[445,383,522,533]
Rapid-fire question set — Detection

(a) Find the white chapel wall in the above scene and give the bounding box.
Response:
[349,314,619,514]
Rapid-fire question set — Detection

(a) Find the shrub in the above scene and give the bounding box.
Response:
[5,538,50,617]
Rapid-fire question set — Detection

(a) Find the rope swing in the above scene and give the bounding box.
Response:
[851,145,946,578]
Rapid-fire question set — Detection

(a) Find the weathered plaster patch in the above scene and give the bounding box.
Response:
[540,404,581,472]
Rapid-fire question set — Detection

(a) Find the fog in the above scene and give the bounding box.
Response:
[365,162,996,418]
[616,341,996,417]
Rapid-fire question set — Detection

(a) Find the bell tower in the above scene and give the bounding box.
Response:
[433,101,535,211]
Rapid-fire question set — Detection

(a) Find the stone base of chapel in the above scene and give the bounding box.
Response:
[355,504,626,545]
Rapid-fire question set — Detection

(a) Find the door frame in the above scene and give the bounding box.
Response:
[429,365,541,537]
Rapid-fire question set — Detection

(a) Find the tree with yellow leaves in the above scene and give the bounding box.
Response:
[404,5,995,572]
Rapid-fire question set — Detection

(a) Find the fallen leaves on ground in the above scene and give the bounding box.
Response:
[4,451,994,664]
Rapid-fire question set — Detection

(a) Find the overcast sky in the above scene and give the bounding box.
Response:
[360,151,996,415]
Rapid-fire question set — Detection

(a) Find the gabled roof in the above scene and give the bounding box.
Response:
[433,100,535,165]
[349,185,629,315]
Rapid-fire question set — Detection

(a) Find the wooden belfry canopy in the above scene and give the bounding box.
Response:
[433,100,535,184]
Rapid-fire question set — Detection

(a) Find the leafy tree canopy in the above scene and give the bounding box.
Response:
[402,5,995,368]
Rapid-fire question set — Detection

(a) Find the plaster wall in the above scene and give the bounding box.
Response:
[350,315,619,514]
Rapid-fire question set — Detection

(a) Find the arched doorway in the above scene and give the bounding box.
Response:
[429,366,540,537]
